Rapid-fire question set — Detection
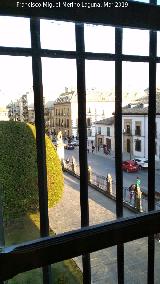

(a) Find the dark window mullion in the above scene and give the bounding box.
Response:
[75,23,91,284]
[30,18,52,284]
[147,23,157,284]
[115,27,124,284]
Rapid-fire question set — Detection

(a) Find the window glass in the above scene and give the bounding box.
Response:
[122,62,148,206]
[157,32,160,57]
[0,16,30,47]
[124,238,148,284]
[40,20,76,51]
[84,24,115,53]
[123,28,149,56]
[0,56,41,248]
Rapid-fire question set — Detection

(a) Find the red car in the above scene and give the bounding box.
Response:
[122,160,139,173]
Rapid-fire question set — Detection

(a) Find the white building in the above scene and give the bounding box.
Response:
[94,97,160,161]
[122,102,160,161]
[53,88,142,139]
[95,117,115,151]
[0,107,9,121]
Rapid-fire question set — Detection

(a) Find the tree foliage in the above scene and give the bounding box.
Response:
[0,121,64,222]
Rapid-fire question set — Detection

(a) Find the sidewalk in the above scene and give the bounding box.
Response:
[49,172,160,284]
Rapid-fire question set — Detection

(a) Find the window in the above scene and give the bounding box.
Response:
[66,119,69,128]
[126,124,131,134]
[135,125,141,136]
[107,127,110,137]
[135,139,141,152]
[98,127,101,134]
[0,2,159,284]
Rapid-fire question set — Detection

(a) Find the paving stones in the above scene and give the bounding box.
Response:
[49,172,160,283]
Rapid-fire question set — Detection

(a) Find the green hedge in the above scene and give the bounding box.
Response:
[0,121,64,222]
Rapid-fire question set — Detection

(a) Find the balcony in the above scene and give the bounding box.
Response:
[123,129,132,136]
[135,130,141,136]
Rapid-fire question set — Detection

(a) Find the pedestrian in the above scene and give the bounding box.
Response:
[92,145,95,153]
[98,145,100,151]
[129,184,135,203]
[87,148,89,153]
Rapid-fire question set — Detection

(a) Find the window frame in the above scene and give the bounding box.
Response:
[0,1,159,283]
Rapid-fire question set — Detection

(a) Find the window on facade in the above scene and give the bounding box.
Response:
[107,127,110,137]
[135,125,141,136]
[66,119,69,128]
[126,124,131,134]
[98,127,101,134]
[135,139,141,152]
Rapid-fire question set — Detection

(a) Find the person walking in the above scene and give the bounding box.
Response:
[92,145,95,154]
[129,184,135,203]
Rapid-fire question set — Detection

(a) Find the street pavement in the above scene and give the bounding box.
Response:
[64,147,160,194]
[49,172,160,284]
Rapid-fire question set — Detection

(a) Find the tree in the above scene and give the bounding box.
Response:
[0,121,64,223]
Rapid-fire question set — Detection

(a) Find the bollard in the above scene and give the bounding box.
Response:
[88,166,92,183]
[106,173,112,194]
[71,156,75,173]
[134,186,143,212]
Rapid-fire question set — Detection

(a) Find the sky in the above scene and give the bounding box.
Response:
[0,13,160,107]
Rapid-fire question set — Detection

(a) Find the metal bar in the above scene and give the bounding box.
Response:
[1,1,160,31]
[30,18,52,284]
[1,46,160,63]
[75,23,91,284]
[147,0,157,279]
[1,211,160,282]
[115,28,124,284]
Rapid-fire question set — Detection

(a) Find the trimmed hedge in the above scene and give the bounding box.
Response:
[0,121,64,222]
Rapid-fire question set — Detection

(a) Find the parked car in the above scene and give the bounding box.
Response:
[70,140,79,146]
[132,158,148,169]
[122,160,139,173]
[64,143,75,150]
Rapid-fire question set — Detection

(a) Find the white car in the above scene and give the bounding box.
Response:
[133,158,148,169]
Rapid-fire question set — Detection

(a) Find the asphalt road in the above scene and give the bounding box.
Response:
[64,147,160,193]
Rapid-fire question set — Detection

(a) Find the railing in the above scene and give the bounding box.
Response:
[63,160,160,214]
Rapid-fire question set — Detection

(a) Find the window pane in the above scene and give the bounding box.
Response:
[0,57,43,248]
[40,20,76,51]
[124,238,148,283]
[123,28,149,56]
[84,24,115,53]
[122,62,148,212]
[0,16,31,47]
[157,31,160,57]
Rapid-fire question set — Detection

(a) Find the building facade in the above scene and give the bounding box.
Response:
[0,107,9,121]
[53,88,139,139]
[95,117,115,151]
[7,94,28,122]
